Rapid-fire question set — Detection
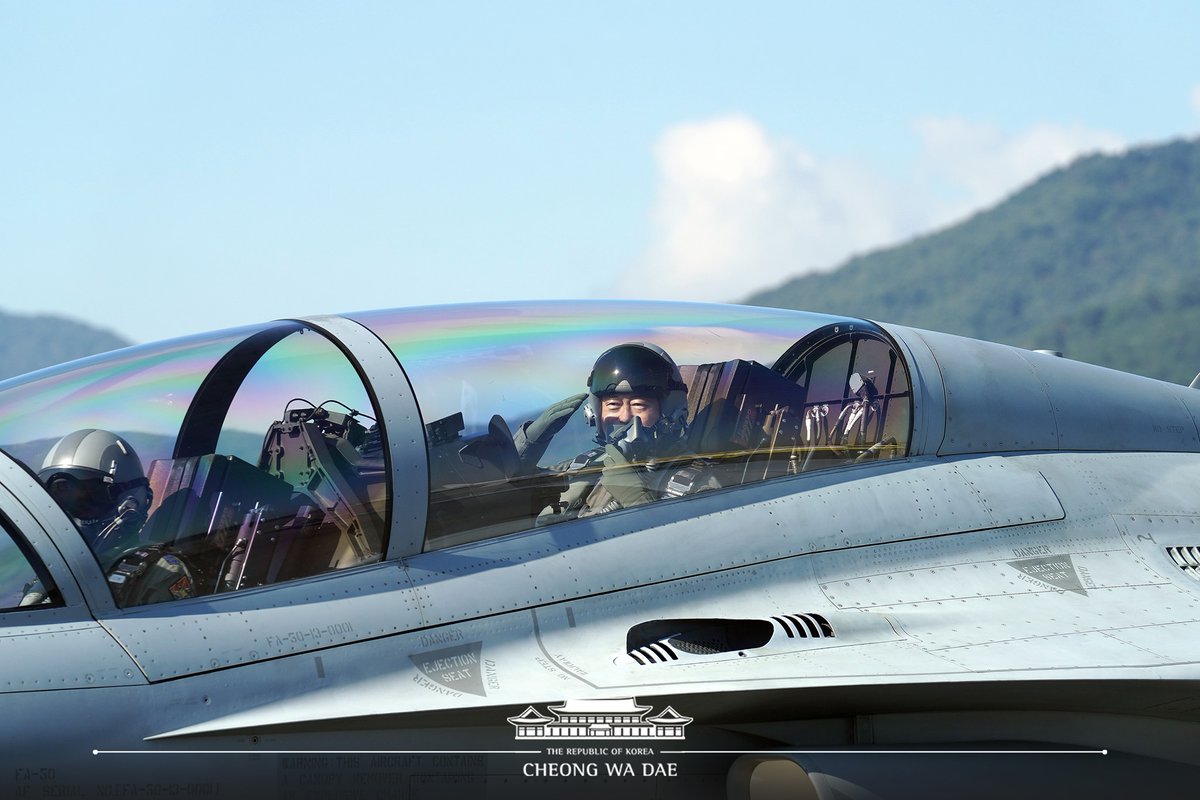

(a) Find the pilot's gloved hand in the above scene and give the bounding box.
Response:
[606,415,653,462]
[598,443,656,508]
[514,393,587,468]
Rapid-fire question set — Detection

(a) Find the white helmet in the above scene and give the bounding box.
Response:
[38,429,147,521]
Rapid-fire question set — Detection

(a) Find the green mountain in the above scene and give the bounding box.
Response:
[0,311,132,381]
[744,137,1200,384]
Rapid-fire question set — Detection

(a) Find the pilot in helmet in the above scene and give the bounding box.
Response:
[585,342,689,453]
[38,428,152,563]
[37,429,195,606]
[17,429,152,606]
[517,342,693,521]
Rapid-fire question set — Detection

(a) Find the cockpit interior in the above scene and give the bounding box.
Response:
[0,303,912,609]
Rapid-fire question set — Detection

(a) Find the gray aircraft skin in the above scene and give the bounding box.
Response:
[2,300,1200,800]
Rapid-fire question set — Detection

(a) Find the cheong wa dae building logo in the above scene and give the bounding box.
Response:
[508,698,692,740]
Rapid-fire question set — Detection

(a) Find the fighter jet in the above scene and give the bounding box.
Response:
[2,300,1199,800]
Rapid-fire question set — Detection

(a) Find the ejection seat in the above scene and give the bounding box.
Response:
[137,454,297,596]
[255,406,389,581]
[679,360,808,488]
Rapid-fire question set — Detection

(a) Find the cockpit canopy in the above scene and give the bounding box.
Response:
[0,302,912,609]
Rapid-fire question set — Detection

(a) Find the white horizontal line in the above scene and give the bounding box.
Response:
[94,748,1109,757]
[94,750,541,756]
[660,749,1108,755]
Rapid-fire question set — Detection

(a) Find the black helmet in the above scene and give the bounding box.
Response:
[586,343,688,441]
[38,429,147,521]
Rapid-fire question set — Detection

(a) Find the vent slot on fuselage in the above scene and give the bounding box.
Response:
[773,613,835,639]
[627,618,774,657]
[625,614,838,665]
[1167,546,1200,580]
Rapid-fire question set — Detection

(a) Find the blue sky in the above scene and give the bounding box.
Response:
[3,1,1199,344]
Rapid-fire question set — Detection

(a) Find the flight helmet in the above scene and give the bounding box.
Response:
[39,429,149,522]
[586,342,688,444]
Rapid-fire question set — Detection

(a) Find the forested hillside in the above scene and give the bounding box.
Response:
[745,137,1200,383]
[0,311,131,381]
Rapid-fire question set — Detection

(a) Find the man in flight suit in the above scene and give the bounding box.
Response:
[516,342,696,521]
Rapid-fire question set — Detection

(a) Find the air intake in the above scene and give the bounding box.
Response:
[624,614,837,665]
[627,642,680,665]
[772,613,834,639]
[1167,546,1200,579]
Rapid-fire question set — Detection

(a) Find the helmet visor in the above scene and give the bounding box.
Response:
[43,473,116,520]
[589,345,677,396]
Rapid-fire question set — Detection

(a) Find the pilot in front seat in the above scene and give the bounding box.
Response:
[38,428,152,565]
[35,429,195,606]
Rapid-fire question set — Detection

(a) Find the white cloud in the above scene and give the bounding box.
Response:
[913,117,1126,220]
[618,115,1126,303]
[622,115,901,302]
